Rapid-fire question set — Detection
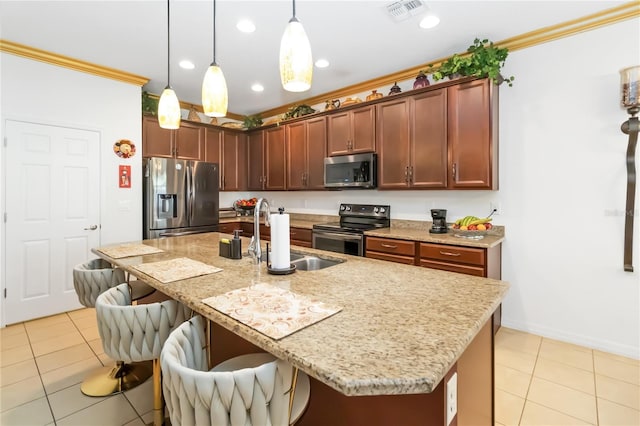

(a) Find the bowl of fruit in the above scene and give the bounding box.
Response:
[451,215,494,239]
[234,197,258,212]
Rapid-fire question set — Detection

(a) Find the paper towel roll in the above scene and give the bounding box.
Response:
[270,212,290,270]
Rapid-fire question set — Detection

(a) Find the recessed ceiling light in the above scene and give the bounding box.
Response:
[315,59,330,68]
[179,60,195,70]
[237,19,256,33]
[419,13,440,29]
[251,83,264,92]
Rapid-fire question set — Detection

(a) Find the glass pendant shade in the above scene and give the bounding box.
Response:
[279,18,313,92]
[158,87,181,129]
[202,64,228,117]
[620,65,640,109]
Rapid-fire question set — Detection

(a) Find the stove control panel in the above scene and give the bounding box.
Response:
[339,204,391,219]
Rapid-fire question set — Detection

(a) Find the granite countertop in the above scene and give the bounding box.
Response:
[221,215,505,248]
[365,223,505,248]
[94,233,508,397]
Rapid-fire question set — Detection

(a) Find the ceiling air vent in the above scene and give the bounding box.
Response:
[385,0,426,22]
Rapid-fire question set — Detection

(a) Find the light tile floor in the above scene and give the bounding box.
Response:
[1,309,639,425]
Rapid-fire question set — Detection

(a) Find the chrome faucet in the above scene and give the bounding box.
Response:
[248,198,270,263]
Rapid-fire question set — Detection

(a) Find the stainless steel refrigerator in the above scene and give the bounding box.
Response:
[143,157,219,239]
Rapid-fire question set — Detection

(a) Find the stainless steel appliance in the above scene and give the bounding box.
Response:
[313,203,390,256]
[430,209,448,234]
[143,157,219,239]
[324,153,377,189]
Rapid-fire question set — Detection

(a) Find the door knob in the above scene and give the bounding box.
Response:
[84,225,98,230]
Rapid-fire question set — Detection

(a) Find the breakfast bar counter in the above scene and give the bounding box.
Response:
[94,232,509,425]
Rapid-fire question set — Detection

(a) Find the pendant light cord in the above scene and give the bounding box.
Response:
[166,0,171,87]
[292,0,296,18]
[212,0,217,66]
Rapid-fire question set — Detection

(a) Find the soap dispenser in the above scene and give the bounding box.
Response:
[231,229,242,259]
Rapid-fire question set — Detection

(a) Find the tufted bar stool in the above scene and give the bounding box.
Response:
[96,283,192,426]
[73,258,156,397]
[161,315,311,426]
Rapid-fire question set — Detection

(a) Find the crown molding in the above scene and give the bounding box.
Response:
[258,1,640,119]
[0,39,149,86]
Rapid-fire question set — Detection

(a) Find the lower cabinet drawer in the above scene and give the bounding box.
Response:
[366,251,415,265]
[366,237,416,256]
[292,239,312,248]
[419,259,485,277]
[290,227,312,243]
[420,243,485,267]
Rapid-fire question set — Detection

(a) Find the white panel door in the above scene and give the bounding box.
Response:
[4,120,101,325]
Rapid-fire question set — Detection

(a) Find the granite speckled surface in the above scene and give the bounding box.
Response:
[94,233,508,396]
[219,215,505,247]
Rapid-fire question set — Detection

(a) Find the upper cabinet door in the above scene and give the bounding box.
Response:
[327,111,351,156]
[204,127,222,187]
[265,126,287,190]
[247,130,265,190]
[142,116,173,158]
[350,105,376,154]
[221,131,247,191]
[377,99,411,189]
[448,79,497,189]
[411,89,448,188]
[286,121,306,190]
[174,122,203,160]
[327,106,376,156]
[305,116,327,190]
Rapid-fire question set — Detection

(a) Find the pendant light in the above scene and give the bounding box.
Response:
[202,0,228,117]
[279,0,313,92]
[158,0,181,129]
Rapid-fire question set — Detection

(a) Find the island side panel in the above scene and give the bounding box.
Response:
[208,316,494,426]
[457,319,493,426]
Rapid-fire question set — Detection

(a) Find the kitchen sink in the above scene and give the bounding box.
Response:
[260,252,306,262]
[291,256,344,271]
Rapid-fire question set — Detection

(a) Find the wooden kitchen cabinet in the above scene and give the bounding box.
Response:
[247,130,265,190]
[419,241,502,333]
[377,94,447,189]
[327,105,376,156]
[286,116,327,190]
[265,126,287,190]
[221,130,247,191]
[142,116,203,160]
[218,222,241,234]
[247,126,287,190]
[289,227,312,247]
[366,236,416,265]
[240,222,254,238]
[447,79,498,189]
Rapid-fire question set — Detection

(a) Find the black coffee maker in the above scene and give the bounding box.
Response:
[429,209,448,234]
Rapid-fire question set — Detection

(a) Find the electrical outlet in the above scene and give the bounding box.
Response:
[490,201,501,216]
[446,372,458,426]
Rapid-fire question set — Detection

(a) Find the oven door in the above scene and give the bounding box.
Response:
[312,230,363,256]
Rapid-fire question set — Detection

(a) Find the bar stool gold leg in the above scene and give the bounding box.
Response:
[288,367,299,424]
[153,359,163,426]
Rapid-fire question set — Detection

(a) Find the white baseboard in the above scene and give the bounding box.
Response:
[500,319,640,360]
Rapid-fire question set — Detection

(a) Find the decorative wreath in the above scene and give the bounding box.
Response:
[113,139,136,158]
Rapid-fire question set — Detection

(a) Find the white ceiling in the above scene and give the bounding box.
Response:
[0,0,627,116]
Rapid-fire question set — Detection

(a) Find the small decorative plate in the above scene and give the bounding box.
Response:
[113,139,136,158]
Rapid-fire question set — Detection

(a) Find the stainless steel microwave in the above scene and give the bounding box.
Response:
[324,153,377,189]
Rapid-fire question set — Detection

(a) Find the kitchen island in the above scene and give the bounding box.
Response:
[94,232,509,425]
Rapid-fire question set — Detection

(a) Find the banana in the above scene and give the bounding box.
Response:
[454,215,493,226]
[468,217,493,226]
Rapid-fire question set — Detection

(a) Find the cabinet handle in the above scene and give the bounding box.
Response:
[263,175,266,190]
[439,250,461,257]
[290,232,297,236]
[452,163,457,181]
[381,243,398,249]
[409,166,414,183]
